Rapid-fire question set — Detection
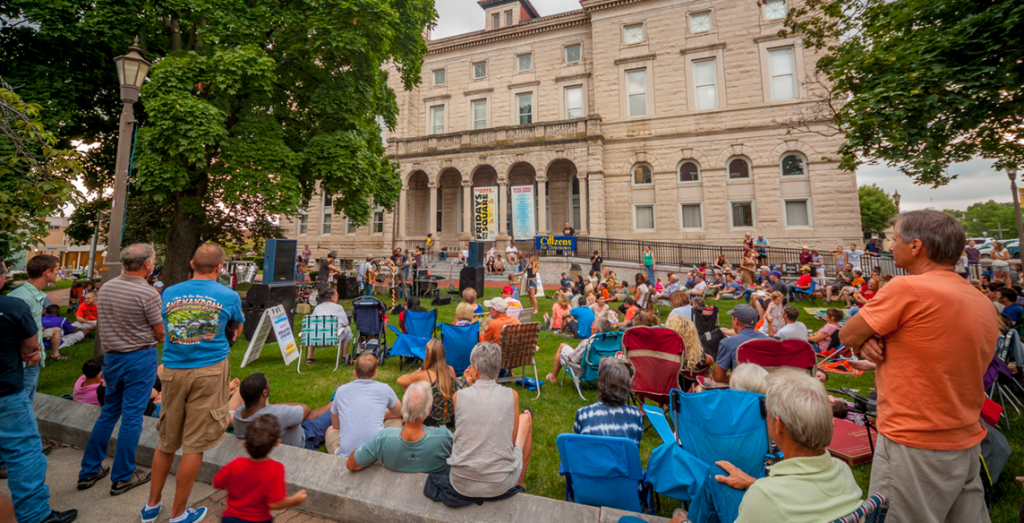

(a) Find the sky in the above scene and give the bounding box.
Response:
[431,0,1013,212]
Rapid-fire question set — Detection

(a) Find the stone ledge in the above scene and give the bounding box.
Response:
[33,394,666,523]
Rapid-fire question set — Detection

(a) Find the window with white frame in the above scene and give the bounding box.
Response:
[785,199,810,227]
[372,208,385,233]
[517,93,533,125]
[345,216,357,235]
[565,86,583,119]
[517,53,532,72]
[781,153,805,176]
[634,204,655,230]
[492,13,500,28]
[690,11,712,33]
[565,44,581,63]
[505,10,512,26]
[680,203,703,229]
[764,0,787,20]
[626,69,647,116]
[623,23,645,45]
[768,47,797,100]
[728,157,751,179]
[693,58,718,109]
[731,201,755,227]
[436,192,443,232]
[472,61,487,79]
[471,99,487,130]
[632,163,652,185]
[679,161,700,182]
[321,194,333,234]
[432,69,445,86]
[430,105,444,134]
[297,204,308,235]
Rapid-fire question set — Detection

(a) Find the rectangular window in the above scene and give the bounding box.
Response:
[690,11,712,33]
[345,217,357,235]
[471,99,487,130]
[321,194,333,234]
[634,205,655,230]
[565,44,581,63]
[731,201,754,228]
[430,105,444,134]
[565,86,583,119]
[297,206,308,235]
[517,93,533,125]
[473,61,487,79]
[492,13,500,28]
[436,190,443,233]
[505,10,513,26]
[785,200,810,227]
[372,209,384,233]
[693,58,718,109]
[681,203,703,229]
[623,23,644,45]
[517,53,532,72]
[764,0,787,20]
[768,47,797,100]
[626,69,647,117]
[432,69,445,85]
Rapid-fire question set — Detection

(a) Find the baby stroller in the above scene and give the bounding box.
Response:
[349,296,389,365]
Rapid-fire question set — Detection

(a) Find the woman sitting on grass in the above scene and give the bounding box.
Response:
[543,294,572,331]
[397,340,458,429]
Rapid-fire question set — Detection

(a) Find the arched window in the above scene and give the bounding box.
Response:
[678,161,701,182]
[781,153,806,176]
[728,157,751,179]
[632,163,653,185]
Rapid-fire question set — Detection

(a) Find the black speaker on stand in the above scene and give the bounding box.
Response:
[337,276,360,300]
[459,266,485,299]
[467,242,486,267]
[262,239,298,284]
[243,283,297,342]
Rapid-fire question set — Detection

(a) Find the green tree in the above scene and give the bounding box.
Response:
[961,200,1019,238]
[785,0,1024,186]
[858,184,898,234]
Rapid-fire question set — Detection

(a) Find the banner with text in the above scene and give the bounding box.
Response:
[535,235,576,251]
[473,186,498,241]
[510,185,535,240]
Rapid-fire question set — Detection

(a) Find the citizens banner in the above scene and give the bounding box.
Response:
[473,186,498,241]
[510,185,535,240]
[535,235,576,251]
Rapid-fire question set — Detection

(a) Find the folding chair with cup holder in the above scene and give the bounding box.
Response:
[622,326,685,407]
[439,322,480,377]
[298,315,345,372]
[562,331,624,400]
[496,322,542,399]
[388,308,439,370]
[556,434,655,514]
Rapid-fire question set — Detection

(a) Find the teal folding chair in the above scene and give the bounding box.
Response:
[563,331,624,400]
[298,315,344,372]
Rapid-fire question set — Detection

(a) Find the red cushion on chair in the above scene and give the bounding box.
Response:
[736,339,816,371]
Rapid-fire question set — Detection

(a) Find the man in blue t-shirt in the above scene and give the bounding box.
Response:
[713,305,769,385]
[146,243,244,523]
[564,297,595,339]
[999,288,1022,327]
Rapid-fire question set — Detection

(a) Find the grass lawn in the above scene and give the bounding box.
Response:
[36,288,1023,520]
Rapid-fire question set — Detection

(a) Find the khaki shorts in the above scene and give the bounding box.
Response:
[157,358,230,454]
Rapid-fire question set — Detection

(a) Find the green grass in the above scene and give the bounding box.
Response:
[36,290,1023,520]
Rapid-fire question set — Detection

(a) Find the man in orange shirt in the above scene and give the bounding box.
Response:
[481,297,519,345]
[840,210,997,523]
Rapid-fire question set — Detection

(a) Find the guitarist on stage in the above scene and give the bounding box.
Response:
[357,255,377,296]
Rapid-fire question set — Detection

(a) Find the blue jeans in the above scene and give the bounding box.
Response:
[645,265,655,286]
[687,465,746,523]
[0,390,51,523]
[361,281,372,296]
[0,364,41,471]
[79,348,157,483]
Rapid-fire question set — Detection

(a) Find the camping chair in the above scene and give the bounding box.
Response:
[623,327,685,407]
[496,322,542,399]
[556,434,654,514]
[517,307,534,324]
[817,330,853,365]
[691,306,723,362]
[736,338,816,375]
[790,279,818,305]
[440,322,479,376]
[563,331,624,400]
[985,354,1024,429]
[388,308,438,370]
[642,404,676,445]
[298,315,346,372]
[829,494,888,523]
[350,296,389,364]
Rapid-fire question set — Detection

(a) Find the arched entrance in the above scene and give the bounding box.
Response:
[545,159,579,232]
[405,171,429,239]
[437,168,462,244]
[507,162,537,241]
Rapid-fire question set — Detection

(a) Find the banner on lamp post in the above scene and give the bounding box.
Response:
[510,185,536,240]
[473,186,498,241]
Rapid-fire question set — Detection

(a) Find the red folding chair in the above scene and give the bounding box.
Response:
[736,339,817,374]
[623,327,685,406]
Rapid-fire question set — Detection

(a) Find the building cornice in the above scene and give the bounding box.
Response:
[554,71,592,83]
[680,42,727,55]
[507,80,540,90]
[463,87,495,96]
[613,53,656,65]
[427,11,589,55]
[580,0,648,13]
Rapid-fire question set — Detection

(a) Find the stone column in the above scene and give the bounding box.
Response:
[397,188,408,241]
[536,177,548,235]
[498,180,508,240]
[427,182,438,239]
[461,181,473,241]
[579,174,589,235]
[586,171,606,237]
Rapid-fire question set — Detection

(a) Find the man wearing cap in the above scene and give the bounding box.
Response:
[713,305,769,385]
[317,252,342,292]
[789,266,813,301]
[482,297,520,344]
[502,286,524,312]
[799,246,813,267]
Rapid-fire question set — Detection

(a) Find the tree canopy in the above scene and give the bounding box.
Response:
[956,200,1021,239]
[786,0,1024,187]
[857,184,898,234]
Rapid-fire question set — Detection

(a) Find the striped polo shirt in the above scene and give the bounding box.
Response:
[97,274,163,352]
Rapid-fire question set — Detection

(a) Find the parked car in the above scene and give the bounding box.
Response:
[968,237,995,246]
[980,240,1020,259]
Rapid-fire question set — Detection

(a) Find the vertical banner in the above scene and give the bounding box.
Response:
[510,185,536,240]
[473,186,497,241]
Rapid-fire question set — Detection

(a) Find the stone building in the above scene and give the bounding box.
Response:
[282,0,863,258]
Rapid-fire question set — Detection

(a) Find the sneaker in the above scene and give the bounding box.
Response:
[110,470,150,496]
[140,502,162,523]
[77,465,110,490]
[170,507,207,523]
[40,509,78,523]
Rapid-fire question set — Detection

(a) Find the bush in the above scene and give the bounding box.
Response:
[309,271,319,281]
[252,258,264,269]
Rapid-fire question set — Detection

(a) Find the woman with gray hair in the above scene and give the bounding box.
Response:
[443,343,533,499]
[572,358,643,445]
[727,364,768,395]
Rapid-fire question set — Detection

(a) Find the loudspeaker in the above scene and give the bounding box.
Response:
[337,276,360,300]
[416,279,438,298]
[431,295,452,306]
[262,239,298,285]
[459,266,485,298]
[243,283,297,342]
[467,242,486,267]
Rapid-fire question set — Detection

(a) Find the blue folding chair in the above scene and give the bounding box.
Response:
[642,404,676,446]
[556,434,654,514]
[388,309,438,369]
[563,331,624,400]
[791,279,818,304]
[440,322,479,376]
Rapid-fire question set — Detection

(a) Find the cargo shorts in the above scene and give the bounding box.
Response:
[157,358,231,454]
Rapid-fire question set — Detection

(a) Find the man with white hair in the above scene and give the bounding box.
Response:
[347,381,453,475]
[678,369,863,523]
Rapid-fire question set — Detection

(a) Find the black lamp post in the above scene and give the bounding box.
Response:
[1010,169,1023,243]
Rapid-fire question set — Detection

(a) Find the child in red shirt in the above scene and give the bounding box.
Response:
[213,415,306,523]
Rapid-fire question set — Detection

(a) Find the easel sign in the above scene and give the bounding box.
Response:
[241,305,300,367]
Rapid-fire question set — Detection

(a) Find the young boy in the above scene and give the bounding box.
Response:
[213,415,306,523]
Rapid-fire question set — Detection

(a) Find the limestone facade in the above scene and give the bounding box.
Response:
[282,0,862,258]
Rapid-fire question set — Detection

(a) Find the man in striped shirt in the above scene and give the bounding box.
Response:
[77,244,164,496]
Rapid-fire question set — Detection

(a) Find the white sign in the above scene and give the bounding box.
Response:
[241,305,300,368]
[473,186,498,241]
[510,185,535,240]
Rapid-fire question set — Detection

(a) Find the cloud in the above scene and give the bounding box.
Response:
[857,158,1014,211]
[433,0,581,39]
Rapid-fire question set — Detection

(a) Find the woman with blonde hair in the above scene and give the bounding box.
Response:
[739,250,757,285]
[454,302,476,326]
[544,294,572,331]
[396,339,458,428]
[664,314,714,371]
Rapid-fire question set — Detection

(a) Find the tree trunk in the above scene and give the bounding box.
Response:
[162,198,204,287]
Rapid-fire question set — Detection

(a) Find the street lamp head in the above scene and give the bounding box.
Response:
[113,36,151,103]
[1010,168,1019,181]
[892,190,901,209]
